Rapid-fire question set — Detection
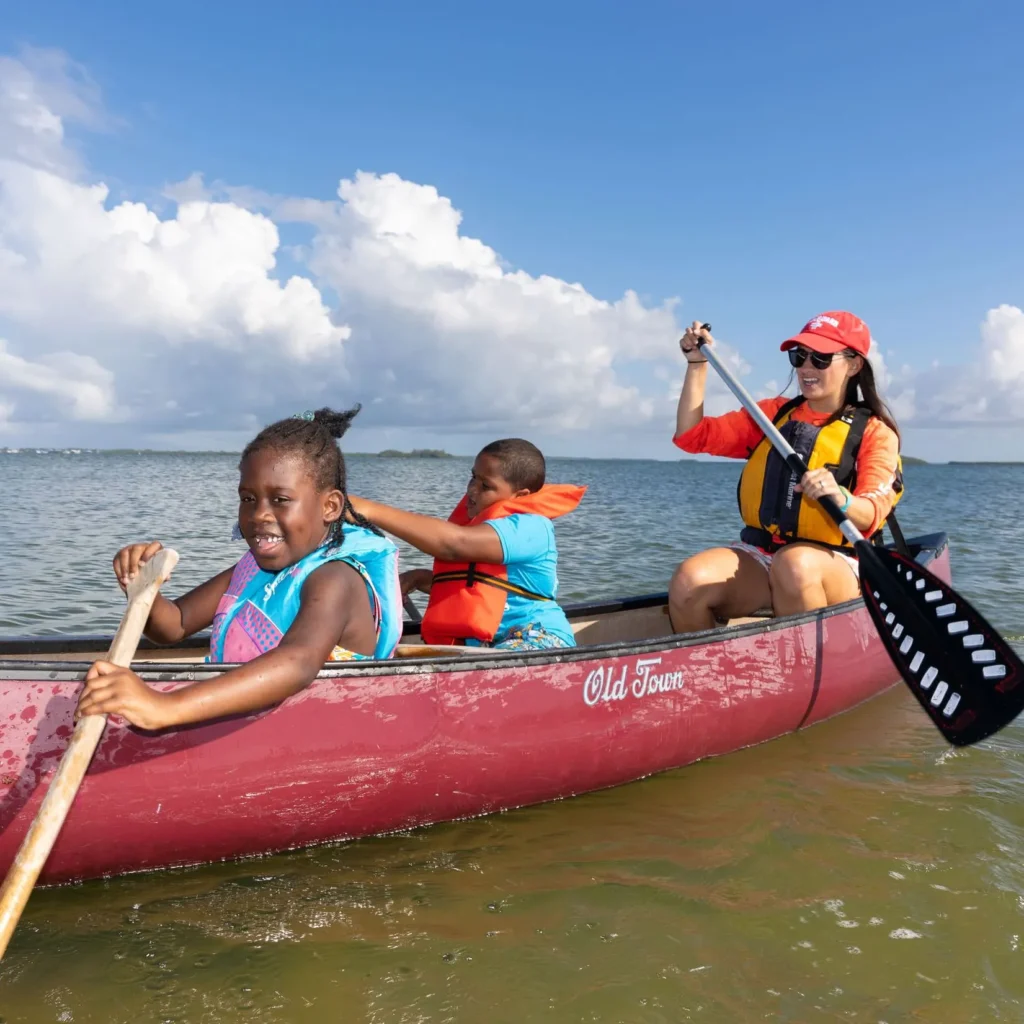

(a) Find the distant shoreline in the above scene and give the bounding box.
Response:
[374,448,453,459]
[2,449,1021,466]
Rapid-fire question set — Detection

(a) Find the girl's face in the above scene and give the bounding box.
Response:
[465,453,529,519]
[237,449,342,572]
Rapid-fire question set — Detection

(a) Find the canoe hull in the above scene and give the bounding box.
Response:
[0,545,951,883]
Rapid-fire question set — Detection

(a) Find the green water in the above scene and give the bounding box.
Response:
[2,454,1023,1022]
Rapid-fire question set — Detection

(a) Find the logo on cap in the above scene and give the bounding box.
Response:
[807,315,840,331]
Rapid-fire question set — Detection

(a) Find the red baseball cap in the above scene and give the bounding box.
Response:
[780,311,872,357]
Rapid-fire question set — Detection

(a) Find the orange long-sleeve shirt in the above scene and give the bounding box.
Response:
[674,397,901,535]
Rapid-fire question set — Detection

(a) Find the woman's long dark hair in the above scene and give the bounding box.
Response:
[839,353,900,441]
[785,352,901,442]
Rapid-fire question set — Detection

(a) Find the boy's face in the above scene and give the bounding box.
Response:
[237,449,341,572]
[466,453,529,519]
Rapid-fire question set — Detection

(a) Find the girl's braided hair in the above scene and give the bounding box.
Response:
[240,405,382,547]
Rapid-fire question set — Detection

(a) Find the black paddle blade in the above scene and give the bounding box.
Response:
[857,543,1024,746]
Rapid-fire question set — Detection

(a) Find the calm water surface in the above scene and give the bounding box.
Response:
[2,453,1023,1022]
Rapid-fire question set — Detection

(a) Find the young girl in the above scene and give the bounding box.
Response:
[349,438,584,651]
[76,407,402,731]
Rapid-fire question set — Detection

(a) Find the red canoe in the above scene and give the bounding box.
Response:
[0,533,951,884]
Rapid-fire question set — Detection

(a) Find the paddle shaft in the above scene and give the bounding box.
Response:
[0,549,179,958]
[696,333,864,548]
[403,594,423,623]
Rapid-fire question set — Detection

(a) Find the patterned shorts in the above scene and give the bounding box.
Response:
[729,540,859,580]
[491,624,573,651]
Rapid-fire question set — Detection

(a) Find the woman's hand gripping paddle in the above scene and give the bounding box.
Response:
[696,325,1024,746]
[0,548,179,958]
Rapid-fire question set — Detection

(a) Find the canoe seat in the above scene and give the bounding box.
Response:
[570,603,675,645]
[721,607,774,626]
[393,643,499,658]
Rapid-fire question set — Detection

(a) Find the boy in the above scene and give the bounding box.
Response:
[348,439,584,650]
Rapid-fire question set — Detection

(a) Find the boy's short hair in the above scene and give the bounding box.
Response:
[479,438,546,493]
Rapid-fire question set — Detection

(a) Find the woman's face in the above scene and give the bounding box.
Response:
[791,347,864,404]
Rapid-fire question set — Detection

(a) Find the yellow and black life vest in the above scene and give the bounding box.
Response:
[737,397,903,552]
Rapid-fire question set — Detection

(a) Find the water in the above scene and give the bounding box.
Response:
[2,452,1023,1022]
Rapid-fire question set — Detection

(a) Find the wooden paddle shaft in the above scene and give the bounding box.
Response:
[0,548,179,958]
[403,594,423,623]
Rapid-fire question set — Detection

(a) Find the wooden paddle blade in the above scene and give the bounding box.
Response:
[857,543,1024,746]
[0,547,180,958]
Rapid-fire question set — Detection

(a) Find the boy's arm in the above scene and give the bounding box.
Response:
[77,562,364,730]
[348,497,505,563]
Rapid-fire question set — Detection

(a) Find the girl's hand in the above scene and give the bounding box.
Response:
[679,321,713,363]
[797,468,845,505]
[76,660,177,731]
[113,541,164,592]
[399,568,433,597]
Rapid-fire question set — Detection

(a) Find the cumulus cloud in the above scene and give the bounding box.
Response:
[0,46,1019,453]
[0,50,690,443]
[270,171,684,431]
[0,167,348,360]
[879,305,1024,426]
[0,339,118,420]
[0,47,105,175]
[0,49,349,437]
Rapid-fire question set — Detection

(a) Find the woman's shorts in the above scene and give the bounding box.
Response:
[728,541,859,581]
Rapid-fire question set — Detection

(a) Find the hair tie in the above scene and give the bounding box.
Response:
[292,410,316,422]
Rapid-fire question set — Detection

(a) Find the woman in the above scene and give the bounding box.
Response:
[669,312,903,633]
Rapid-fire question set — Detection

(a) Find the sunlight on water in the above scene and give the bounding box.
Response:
[1,455,1023,1022]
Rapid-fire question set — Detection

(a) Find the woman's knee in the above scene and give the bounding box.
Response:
[769,544,823,594]
[670,553,729,601]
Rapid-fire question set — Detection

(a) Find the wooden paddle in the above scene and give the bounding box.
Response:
[0,548,179,958]
[696,326,1024,746]
[403,594,423,623]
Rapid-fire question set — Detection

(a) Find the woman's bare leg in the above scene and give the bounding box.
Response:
[770,542,860,616]
[668,547,773,633]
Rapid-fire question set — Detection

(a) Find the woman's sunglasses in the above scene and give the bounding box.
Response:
[787,346,853,370]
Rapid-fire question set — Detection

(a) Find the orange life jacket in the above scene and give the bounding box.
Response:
[419,484,586,646]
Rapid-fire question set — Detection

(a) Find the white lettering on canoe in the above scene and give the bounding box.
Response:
[582,657,685,707]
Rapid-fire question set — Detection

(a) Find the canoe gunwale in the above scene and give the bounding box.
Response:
[0,532,949,681]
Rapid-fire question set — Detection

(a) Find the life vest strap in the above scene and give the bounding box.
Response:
[870,510,911,558]
[430,567,553,603]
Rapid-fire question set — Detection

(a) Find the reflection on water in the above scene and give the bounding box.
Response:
[2,454,1023,1021]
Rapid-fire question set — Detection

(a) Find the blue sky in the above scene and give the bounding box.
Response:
[0,1,1022,460]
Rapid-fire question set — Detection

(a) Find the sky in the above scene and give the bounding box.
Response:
[0,0,1022,460]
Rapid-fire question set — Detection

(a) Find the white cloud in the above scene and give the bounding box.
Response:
[982,304,1024,383]
[880,305,1024,426]
[0,47,105,175]
[0,339,118,420]
[284,170,683,432]
[0,165,348,360]
[0,50,349,436]
[0,46,1019,455]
